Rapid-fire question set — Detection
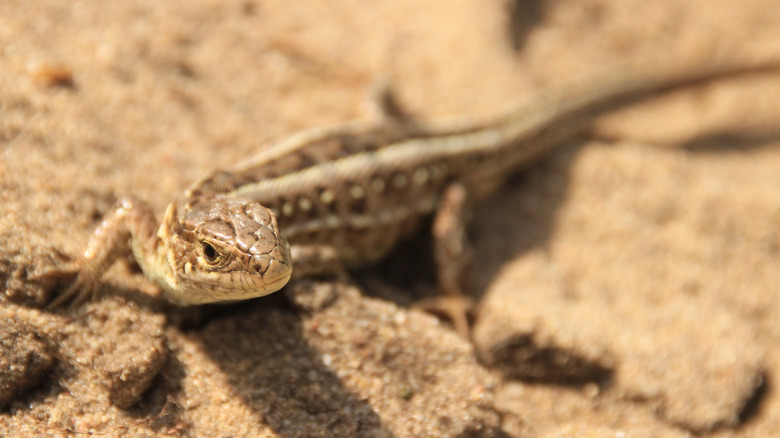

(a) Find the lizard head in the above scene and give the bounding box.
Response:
[162,196,292,304]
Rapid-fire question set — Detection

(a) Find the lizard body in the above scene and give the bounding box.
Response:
[47,56,780,308]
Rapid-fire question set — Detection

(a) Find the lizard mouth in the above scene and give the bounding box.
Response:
[256,258,292,294]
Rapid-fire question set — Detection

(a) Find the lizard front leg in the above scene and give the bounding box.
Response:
[45,196,158,308]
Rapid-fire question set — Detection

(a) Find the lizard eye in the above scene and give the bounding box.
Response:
[200,241,222,265]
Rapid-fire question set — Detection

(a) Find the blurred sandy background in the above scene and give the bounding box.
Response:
[2,0,780,436]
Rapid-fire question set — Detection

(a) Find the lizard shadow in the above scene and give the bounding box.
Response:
[38,282,393,435]
[179,295,395,437]
[467,142,583,298]
[131,318,394,438]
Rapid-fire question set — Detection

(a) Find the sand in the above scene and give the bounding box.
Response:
[2,0,780,436]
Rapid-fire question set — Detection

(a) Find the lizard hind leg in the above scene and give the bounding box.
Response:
[416,182,475,339]
[364,76,422,132]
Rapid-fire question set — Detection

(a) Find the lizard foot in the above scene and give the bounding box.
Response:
[33,265,99,309]
[415,294,474,341]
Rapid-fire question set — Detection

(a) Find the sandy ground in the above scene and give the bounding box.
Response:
[2,0,780,436]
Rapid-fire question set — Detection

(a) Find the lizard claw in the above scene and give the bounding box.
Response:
[46,279,91,309]
[33,265,98,309]
[48,279,99,309]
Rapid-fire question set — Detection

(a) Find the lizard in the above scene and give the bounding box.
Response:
[44,54,780,336]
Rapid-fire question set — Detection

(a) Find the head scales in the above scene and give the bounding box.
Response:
[161,195,292,304]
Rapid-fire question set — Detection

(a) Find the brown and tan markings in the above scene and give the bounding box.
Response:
[44,55,780,335]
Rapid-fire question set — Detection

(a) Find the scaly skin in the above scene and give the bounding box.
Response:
[45,55,780,308]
